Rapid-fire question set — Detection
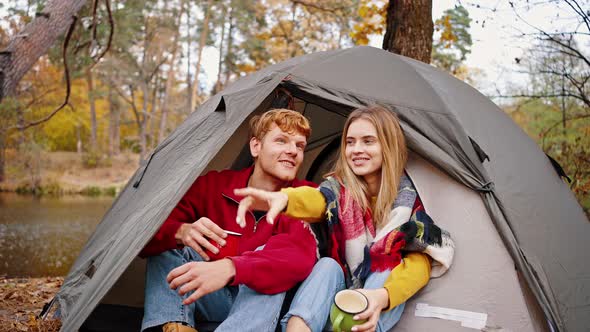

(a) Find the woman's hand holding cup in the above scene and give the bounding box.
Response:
[330,288,389,332]
[330,289,369,332]
[349,288,390,332]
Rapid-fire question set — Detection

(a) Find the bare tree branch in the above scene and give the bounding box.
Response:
[492,93,589,105]
[0,0,87,101]
[563,0,590,33]
[541,32,590,67]
[4,15,78,132]
[147,56,168,83]
[112,83,135,108]
[89,0,115,70]
[91,0,99,43]
[508,2,590,68]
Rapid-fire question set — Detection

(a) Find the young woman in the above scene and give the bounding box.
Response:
[235,105,453,332]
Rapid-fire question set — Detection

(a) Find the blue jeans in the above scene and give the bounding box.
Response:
[282,260,405,332]
[280,257,345,331]
[142,247,286,332]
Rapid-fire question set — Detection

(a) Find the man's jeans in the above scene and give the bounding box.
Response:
[141,247,343,332]
[281,259,405,332]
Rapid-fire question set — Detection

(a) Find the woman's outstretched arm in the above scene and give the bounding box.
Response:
[234,186,327,227]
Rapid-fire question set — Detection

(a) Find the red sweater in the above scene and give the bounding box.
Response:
[140,167,318,294]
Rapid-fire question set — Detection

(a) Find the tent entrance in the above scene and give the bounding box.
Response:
[81,90,349,331]
[80,86,546,332]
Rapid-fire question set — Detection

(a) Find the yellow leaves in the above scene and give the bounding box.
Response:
[435,15,458,48]
[350,0,387,45]
[236,63,257,75]
[255,31,271,41]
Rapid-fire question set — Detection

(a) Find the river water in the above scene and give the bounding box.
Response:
[0,193,113,277]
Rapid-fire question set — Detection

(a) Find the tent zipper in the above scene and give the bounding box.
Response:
[222,193,267,233]
[133,137,174,188]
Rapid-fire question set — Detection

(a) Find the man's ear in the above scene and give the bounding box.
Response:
[250,137,261,158]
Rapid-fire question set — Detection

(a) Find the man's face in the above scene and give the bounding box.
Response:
[250,124,307,182]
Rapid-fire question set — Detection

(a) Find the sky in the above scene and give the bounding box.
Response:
[384,1,585,96]
[198,1,584,98]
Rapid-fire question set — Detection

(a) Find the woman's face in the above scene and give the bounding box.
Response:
[345,118,383,182]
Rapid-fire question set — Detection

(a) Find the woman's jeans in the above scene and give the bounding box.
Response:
[281,260,405,332]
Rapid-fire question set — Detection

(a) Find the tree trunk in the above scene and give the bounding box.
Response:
[213,3,227,95]
[85,67,98,151]
[147,74,160,149]
[76,123,82,154]
[0,0,88,102]
[139,81,148,161]
[0,134,5,182]
[158,72,172,144]
[382,0,433,64]
[159,15,183,144]
[16,106,25,148]
[185,0,192,114]
[224,8,234,85]
[108,85,120,156]
[190,0,213,112]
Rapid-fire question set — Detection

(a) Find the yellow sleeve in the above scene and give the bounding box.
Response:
[281,186,327,222]
[383,252,431,311]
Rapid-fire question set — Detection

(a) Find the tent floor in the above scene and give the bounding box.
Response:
[80,304,220,332]
[82,286,298,332]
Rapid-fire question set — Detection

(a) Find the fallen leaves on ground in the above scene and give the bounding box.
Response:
[0,276,62,332]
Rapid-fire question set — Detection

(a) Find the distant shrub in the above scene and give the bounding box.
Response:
[15,184,35,195]
[104,186,118,197]
[102,157,113,167]
[81,186,102,196]
[43,182,64,196]
[82,151,100,168]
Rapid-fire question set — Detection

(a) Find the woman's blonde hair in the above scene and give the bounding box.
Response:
[332,105,408,228]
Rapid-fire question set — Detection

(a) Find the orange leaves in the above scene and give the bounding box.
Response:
[0,276,63,332]
[236,63,257,75]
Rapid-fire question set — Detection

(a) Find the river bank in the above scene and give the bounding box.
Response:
[0,276,61,332]
[0,151,139,196]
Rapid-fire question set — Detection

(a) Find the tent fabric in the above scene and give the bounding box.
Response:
[55,46,589,332]
[399,154,542,331]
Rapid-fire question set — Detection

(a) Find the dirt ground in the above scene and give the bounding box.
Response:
[0,276,62,332]
[1,150,139,194]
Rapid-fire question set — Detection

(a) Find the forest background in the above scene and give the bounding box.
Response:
[0,0,588,216]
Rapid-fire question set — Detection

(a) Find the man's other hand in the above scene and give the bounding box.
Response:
[167,258,236,305]
[175,217,227,261]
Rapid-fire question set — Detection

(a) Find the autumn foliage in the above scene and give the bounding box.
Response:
[0,277,62,332]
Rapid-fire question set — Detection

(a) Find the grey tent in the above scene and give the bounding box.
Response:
[52,46,589,331]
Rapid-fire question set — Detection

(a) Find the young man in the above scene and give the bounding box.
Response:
[140,109,318,332]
